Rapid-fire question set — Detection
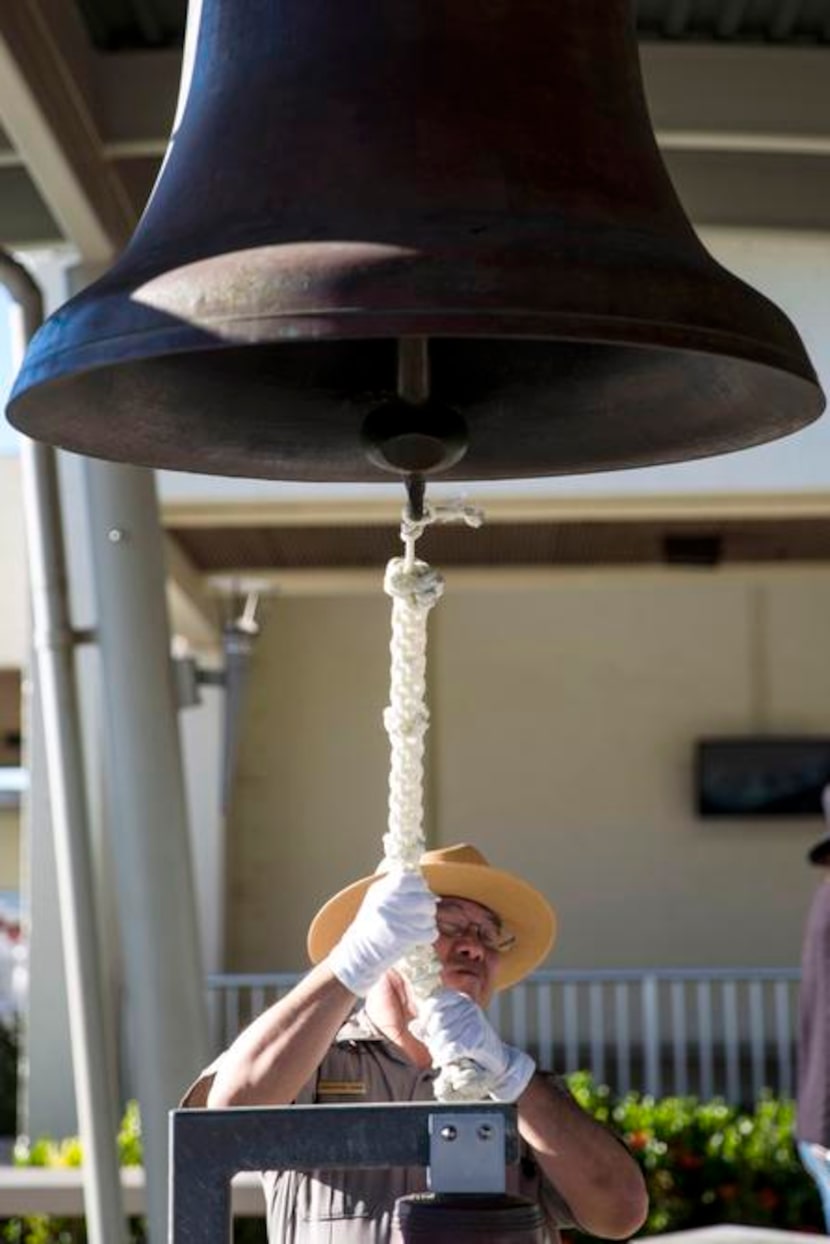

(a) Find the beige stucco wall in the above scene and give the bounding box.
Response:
[226,593,391,971]
[0,808,21,892]
[225,566,827,974]
[0,459,26,667]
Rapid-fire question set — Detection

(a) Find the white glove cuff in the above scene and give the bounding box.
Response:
[326,938,379,998]
[490,1046,536,1102]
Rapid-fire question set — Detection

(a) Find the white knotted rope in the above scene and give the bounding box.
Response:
[380,498,490,1100]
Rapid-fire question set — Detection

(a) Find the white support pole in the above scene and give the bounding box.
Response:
[1,250,128,1244]
[82,459,210,1244]
[23,675,76,1138]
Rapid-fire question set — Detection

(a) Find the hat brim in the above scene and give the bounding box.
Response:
[307,860,556,991]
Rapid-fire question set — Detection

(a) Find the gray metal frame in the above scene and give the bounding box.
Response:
[169,1102,518,1243]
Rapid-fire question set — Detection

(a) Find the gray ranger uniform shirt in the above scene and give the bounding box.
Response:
[184,1011,577,1243]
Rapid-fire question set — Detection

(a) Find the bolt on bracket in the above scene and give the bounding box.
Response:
[428,1110,507,1193]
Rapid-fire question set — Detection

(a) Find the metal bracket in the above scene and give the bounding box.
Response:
[428,1110,507,1193]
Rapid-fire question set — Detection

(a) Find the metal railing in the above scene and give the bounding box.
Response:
[207,966,801,1106]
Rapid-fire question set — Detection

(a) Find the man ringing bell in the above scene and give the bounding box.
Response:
[183,843,647,1243]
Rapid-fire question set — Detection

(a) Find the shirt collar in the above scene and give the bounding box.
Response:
[335,1008,438,1077]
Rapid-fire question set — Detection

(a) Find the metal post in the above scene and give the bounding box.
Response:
[83,458,211,1244]
[219,605,259,812]
[1,250,128,1244]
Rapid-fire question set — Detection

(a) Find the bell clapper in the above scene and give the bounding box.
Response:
[362,335,469,484]
[405,474,426,525]
[398,336,431,406]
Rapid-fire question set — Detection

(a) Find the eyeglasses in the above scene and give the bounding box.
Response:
[436,906,516,954]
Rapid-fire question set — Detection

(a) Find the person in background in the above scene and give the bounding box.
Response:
[183,842,647,1243]
[797,785,830,1231]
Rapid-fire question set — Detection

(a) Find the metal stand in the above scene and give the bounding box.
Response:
[169,1102,518,1243]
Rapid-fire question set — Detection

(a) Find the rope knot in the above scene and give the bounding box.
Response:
[382,704,429,741]
[384,557,445,608]
[401,500,485,543]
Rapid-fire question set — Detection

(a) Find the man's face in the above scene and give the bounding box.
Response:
[434,896,504,1007]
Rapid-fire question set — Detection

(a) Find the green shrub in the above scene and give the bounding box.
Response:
[4,1103,145,1244]
[566,1071,824,1235]
[3,1085,823,1239]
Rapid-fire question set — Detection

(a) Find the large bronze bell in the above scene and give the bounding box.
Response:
[7,0,824,481]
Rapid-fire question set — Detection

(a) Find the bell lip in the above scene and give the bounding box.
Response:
[10,306,822,403]
[7,367,823,485]
[8,297,824,483]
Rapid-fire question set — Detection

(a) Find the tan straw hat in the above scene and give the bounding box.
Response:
[307,842,556,991]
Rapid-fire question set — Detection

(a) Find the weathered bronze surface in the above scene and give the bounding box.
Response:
[7,0,824,480]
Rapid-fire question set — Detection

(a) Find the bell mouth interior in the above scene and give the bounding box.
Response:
[8,336,822,482]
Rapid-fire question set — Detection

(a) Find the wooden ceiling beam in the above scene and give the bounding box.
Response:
[0,0,137,260]
[164,534,222,649]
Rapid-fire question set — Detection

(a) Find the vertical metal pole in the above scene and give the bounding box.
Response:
[23,673,76,1138]
[641,974,661,1098]
[83,459,210,1244]
[774,980,793,1099]
[589,982,605,1086]
[536,981,553,1073]
[563,982,579,1072]
[722,979,740,1102]
[670,981,688,1097]
[614,982,631,1096]
[1,251,128,1244]
[749,979,765,1100]
[220,612,258,813]
[697,979,714,1100]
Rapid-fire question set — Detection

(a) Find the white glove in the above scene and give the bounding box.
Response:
[411,988,536,1102]
[327,867,437,997]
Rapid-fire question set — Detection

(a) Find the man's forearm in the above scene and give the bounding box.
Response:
[207,962,356,1107]
[517,1073,648,1240]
